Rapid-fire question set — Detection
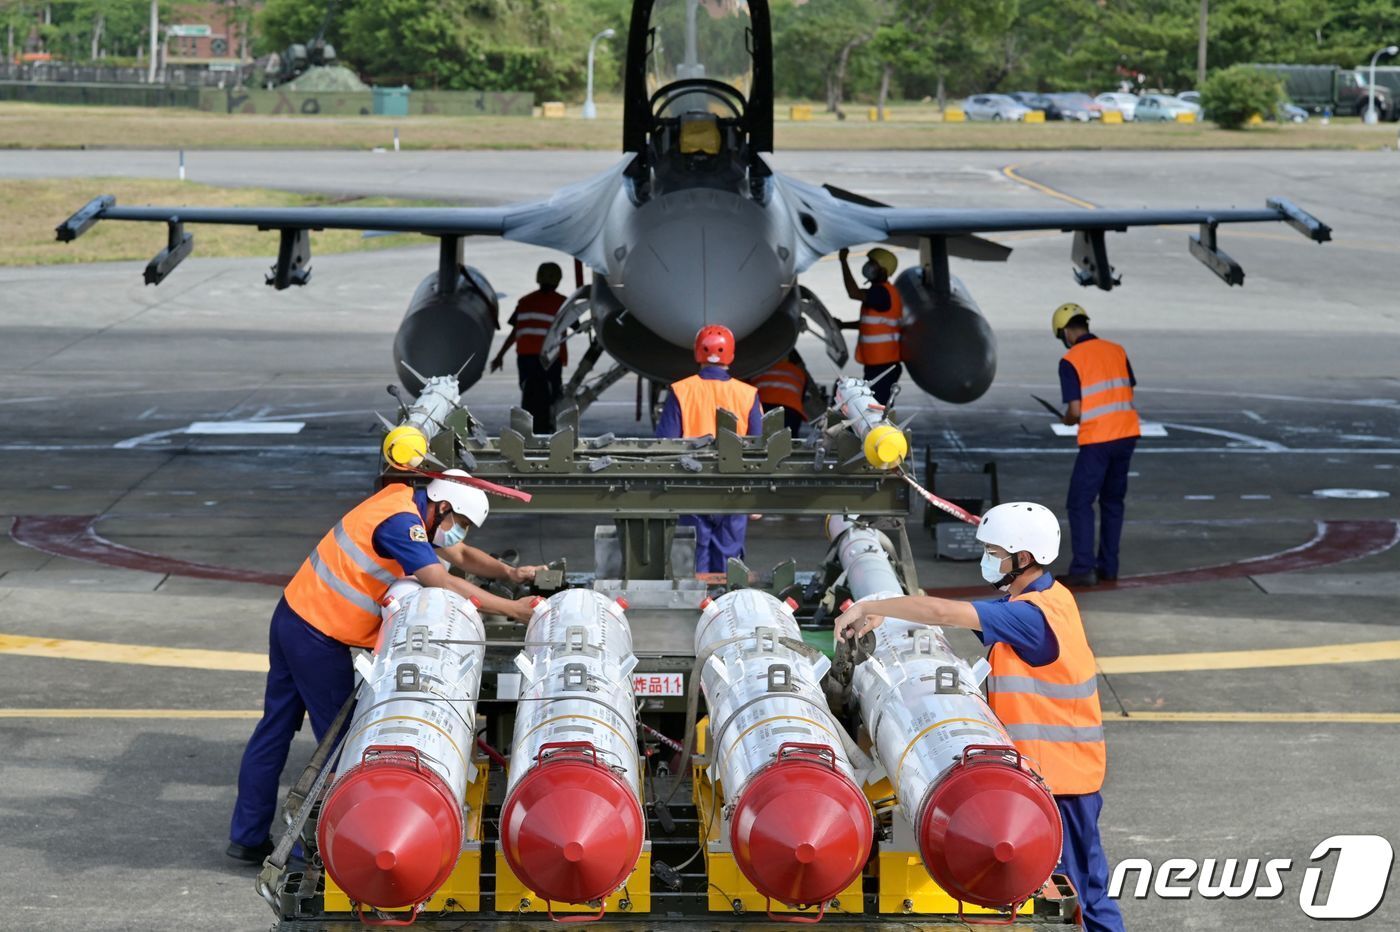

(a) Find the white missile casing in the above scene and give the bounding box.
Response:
[317,579,487,909]
[694,589,873,908]
[498,589,646,908]
[827,515,1062,909]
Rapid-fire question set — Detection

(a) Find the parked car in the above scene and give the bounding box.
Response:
[1094,92,1139,120]
[962,94,1031,121]
[1047,92,1102,121]
[1134,94,1199,121]
[1005,91,1060,119]
[1274,101,1309,123]
[1177,90,1201,106]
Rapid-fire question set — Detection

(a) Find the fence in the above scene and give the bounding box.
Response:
[0,62,254,87]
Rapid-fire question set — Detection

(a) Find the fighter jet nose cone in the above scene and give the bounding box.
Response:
[730,757,873,907]
[317,755,463,909]
[919,754,1062,909]
[500,756,644,905]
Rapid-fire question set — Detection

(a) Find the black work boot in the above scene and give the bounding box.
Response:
[226,839,274,863]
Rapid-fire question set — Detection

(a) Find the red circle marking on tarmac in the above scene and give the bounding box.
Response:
[7,516,1399,595]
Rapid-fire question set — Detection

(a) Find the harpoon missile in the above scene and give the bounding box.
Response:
[827,515,1062,909]
[499,590,645,912]
[381,374,461,469]
[832,376,909,470]
[317,579,486,913]
[696,590,874,910]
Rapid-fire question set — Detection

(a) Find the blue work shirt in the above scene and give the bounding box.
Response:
[370,487,439,575]
[1059,333,1137,403]
[972,573,1060,667]
[655,365,764,439]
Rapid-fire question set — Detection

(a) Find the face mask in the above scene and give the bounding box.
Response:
[980,551,1008,586]
[433,516,468,548]
[862,261,879,281]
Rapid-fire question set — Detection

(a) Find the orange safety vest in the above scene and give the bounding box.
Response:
[854,282,904,366]
[754,360,806,418]
[1063,337,1139,446]
[512,290,567,364]
[670,374,759,438]
[284,484,423,648]
[988,581,1106,796]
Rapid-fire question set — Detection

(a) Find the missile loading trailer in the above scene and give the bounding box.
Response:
[260,383,1080,930]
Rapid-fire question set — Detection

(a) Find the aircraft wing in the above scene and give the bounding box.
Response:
[55,159,630,287]
[778,172,1331,289]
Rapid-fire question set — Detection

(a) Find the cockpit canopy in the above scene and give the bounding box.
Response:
[623,0,773,158]
[645,0,755,111]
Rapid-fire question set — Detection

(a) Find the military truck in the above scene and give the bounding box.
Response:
[1251,64,1395,120]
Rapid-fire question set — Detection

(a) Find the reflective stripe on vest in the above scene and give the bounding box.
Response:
[511,290,567,360]
[284,484,422,648]
[988,581,1106,795]
[1064,337,1139,445]
[855,282,903,365]
[755,360,806,415]
[671,374,759,439]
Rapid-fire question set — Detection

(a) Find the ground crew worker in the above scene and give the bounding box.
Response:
[656,325,763,574]
[1052,304,1139,587]
[754,349,811,436]
[838,246,904,405]
[834,502,1124,932]
[490,262,568,433]
[226,470,544,864]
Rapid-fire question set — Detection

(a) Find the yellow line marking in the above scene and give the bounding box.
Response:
[1002,163,1097,209]
[0,708,261,719]
[1110,712,1400,724]
[1097,640,1400,675]
[0,633,267,672]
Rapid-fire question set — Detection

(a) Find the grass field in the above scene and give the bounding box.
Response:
[1,177,442,266]
[1,100,1396,151]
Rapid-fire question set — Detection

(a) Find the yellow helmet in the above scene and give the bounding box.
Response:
[1051,302,1088,336]
[866,247,898,278]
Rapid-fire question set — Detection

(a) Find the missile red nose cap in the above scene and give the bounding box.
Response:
[730,753,873,907]
[500,751,644,905]
[317,752,463,909]
[918,752,1063,908]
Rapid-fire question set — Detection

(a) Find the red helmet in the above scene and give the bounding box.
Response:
[694,324,736,366]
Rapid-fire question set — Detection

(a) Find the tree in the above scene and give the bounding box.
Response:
[772,0,878,115]
[1201,63,1284,126]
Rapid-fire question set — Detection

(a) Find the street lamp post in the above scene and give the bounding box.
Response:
[582,28,615,120]
[1365,44,1398,125]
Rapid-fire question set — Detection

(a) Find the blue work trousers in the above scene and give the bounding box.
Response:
[228,597,355,848]
[1066,437,1136,578]
[1056,792,1125,932]
[680,514,749,574]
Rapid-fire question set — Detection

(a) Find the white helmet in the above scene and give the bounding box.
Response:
[975,502,1060,565]
[425,469,490,528]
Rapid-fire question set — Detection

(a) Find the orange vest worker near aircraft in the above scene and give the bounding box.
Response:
[839,246,904,405]
[834,502,1123,932]
[754,348,811,435]
[655,325,763,573]
[1052,304,1140,588]
[491,262,568,434]
[226,471,543,864]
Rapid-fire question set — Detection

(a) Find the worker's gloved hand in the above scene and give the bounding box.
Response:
[489,357,504,373]
[834,601,886,641]
[838,247,850,262]
[507,564,548,585]
[506,596,538,622]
